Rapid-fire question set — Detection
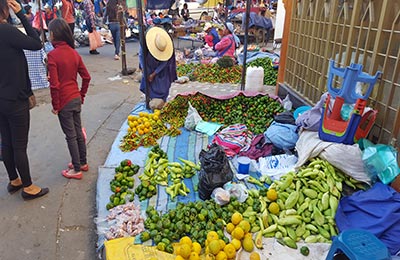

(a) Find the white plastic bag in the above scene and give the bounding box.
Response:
[184,102,202,130]
[259,154,298,180]
[211,187,231,205]
[223,182,248,203]
[282,94,293,111]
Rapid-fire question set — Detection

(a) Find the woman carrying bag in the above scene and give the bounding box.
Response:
[0,0,49,200]
[83,0,102,54]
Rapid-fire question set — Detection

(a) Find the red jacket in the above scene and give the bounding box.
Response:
[48,41,91,111]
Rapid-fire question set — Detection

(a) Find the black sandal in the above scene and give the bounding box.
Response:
[21,188,49,200]
[7,183,23,194]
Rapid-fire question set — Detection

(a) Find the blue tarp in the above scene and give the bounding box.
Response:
[335,182,400,255]
[146,0,175,10]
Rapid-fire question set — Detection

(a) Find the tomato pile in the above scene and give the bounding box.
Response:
[177,63,243,84]
[161,93,284,134]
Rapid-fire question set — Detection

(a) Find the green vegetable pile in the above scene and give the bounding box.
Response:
[176,63,242,84]
[106,159,140,210]
[141,198,251,250]
[246,57,278,85]
[161,92,284,134]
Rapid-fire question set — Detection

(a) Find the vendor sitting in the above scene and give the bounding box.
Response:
[203,22,220,49]
[214,22,240,59]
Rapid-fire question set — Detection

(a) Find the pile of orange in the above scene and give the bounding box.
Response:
[127,110,161,135]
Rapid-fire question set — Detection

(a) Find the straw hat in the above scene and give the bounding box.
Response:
[146,27,173,61]
[203,22,212,31]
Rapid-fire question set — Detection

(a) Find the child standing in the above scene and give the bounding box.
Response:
[47,18,91,179]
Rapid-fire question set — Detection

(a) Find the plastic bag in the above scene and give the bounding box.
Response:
[359,138,400,184]
[211,187,231,205]
[282,94,293,111]
[223,182,248,203]
[184,102,202,130]
[198,144,234,200]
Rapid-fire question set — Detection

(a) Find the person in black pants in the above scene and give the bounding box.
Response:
[0,0,49,200]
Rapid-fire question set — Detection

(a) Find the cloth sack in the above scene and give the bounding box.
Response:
[264,121,298,150]
[335,182,400,255]
[88,30,103,50]
[295,130,371,183]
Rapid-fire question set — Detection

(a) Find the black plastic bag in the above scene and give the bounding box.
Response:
[198,144,234,200]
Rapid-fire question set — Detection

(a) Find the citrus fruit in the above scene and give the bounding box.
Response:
[231,226,244,240]
[179,243,192,259]
[175,256,185,260]
[192,242,202,255]
[218,239,226,250]
[267,189,278,201]
[244,232,253,240]
[208,239,221,255]
[207,231,219,242]
[128,115,135,121]
[231,238,241,251]
[215,251,228,260]
[268,202,280,215]
[238,220,251,233]
[205,253,216,260]
[223,243,236,259]
[189,252,200,260]
[226,222,235,234]
[250,252,261,260]
[242,237,254,252]
[231,212,243,225]
[180,236,192,247]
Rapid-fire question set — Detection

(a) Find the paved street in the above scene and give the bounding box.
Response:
[0,42,142,260]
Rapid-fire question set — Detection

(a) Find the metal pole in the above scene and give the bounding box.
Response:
[240,0,251,90]
[136,0,150,109]
[119,5,128,75]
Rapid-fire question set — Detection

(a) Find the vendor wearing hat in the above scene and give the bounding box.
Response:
[203,22,220,49]
[214,22,240,59]
[139,26,177,110]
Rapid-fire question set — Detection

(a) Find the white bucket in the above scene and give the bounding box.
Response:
[245,66,264,92]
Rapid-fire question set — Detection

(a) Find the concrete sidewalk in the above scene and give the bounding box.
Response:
[0,42,141,260]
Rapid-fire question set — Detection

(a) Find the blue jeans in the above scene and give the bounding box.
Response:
[108,22,120,55]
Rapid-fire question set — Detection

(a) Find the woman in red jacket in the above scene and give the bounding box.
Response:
[48,18,91,179]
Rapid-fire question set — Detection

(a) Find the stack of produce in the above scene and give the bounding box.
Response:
[244,158,367,249]
[135,145,200,201]
[176,63,243,84]
[120,110,181,152]
[106,159,140,210]
[161,93,284,134]
[246,57,279,85]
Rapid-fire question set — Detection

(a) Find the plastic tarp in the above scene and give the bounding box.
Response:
[236,51,280,66]
[335,182,400,255]
[241,12,273,30]
[146,0,174,10]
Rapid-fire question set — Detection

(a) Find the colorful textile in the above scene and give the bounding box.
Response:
[24,49,49,90]
[212,124,253,157]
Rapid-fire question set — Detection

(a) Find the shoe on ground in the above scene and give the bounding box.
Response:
[7,183,23,194]
[62,169,83,180]
[68,163,89,171]
[21,187,49,200]
[89,50,100,55]
[114,54,120,60]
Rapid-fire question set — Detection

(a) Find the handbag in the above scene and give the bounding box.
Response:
[28,94,36,109]
[88,30,104,50]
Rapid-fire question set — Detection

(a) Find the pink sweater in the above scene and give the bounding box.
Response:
[214,35,235,57]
